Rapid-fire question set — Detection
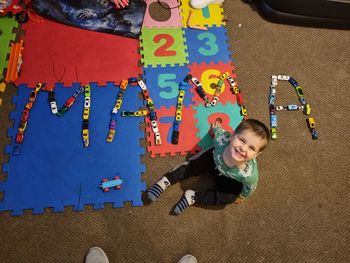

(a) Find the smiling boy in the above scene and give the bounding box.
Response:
[147,119,270,215]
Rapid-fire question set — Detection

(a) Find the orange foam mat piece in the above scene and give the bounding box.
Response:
[17,20,142,87]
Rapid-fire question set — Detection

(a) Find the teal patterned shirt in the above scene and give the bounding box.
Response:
[212,127,259,198]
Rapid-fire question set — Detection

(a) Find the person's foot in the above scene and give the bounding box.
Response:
[177,254,198,263]
[173,190,196,215]
[85,247,109,263]
[147,177,171,202]
[190,0,224,9]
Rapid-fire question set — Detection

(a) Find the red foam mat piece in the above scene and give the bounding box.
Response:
[17,20,142,87]
[146,106,201,157]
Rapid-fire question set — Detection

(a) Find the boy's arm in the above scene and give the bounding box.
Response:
[210,118,225,138]
[239,182,257,199]
[238,161,259,201]
[234,184,255,204]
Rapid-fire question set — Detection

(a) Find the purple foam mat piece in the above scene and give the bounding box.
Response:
[1,82,146,216]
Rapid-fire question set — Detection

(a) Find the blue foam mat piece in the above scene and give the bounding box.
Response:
[1,82,146,216]
[142,65,193,109]
[184,26,232,65]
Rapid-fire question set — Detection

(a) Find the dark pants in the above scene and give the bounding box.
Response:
[165,148,243,205]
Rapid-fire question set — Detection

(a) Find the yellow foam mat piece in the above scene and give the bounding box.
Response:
[180,0,225,27]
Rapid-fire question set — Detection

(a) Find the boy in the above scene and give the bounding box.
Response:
[146,118,270,215]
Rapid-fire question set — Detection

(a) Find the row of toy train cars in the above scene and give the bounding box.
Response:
[13,71,246,155]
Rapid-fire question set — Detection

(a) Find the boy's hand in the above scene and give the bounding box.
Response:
[211,117,222,129]
[209,118,222,138]
[234,195,245,204]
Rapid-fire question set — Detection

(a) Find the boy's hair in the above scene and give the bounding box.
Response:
[235,119,270,151]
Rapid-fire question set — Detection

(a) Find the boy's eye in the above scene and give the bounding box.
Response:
[249,146,256,151]
[239,138,245,143]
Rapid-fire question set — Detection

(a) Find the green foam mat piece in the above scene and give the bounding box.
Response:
[140,27,188,68]
[194,102,243,150]
[0,17,18,76]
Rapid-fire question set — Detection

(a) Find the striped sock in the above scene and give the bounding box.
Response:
[173,190,195,215]
[147,177,170,202]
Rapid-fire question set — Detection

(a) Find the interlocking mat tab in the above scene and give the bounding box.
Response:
[1,83,146,216]
[17,19,142,87]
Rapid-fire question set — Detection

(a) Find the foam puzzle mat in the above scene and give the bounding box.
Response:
[140,0,245,157]
[1,0,247,216]
[1,83,146,215]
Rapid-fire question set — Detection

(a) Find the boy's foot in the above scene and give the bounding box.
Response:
[177,254,198,263]
[147,177,170,202]
[190,0,224,9]
[173,190,196,215]
[85,247,109,263]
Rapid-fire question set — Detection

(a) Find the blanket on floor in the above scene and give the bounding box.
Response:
[32,0,146,38]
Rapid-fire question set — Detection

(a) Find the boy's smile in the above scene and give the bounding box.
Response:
[223,129,267,167]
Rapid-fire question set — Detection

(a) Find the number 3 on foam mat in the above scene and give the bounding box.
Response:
[154,34,177,57]
[197,32,219,56]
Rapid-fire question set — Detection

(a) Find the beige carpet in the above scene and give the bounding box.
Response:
[0,1,349,262]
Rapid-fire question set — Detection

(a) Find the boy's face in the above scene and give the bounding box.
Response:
[228,129,267,163]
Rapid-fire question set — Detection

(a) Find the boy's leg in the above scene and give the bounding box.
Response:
[195,175,243,205]
[173,190,196,215]
[167,148,216,183]
[147,176,171,202]
[173,171,242,214]
[147,148,215,202]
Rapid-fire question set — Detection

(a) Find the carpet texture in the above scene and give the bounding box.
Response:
[0,1,349,262]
